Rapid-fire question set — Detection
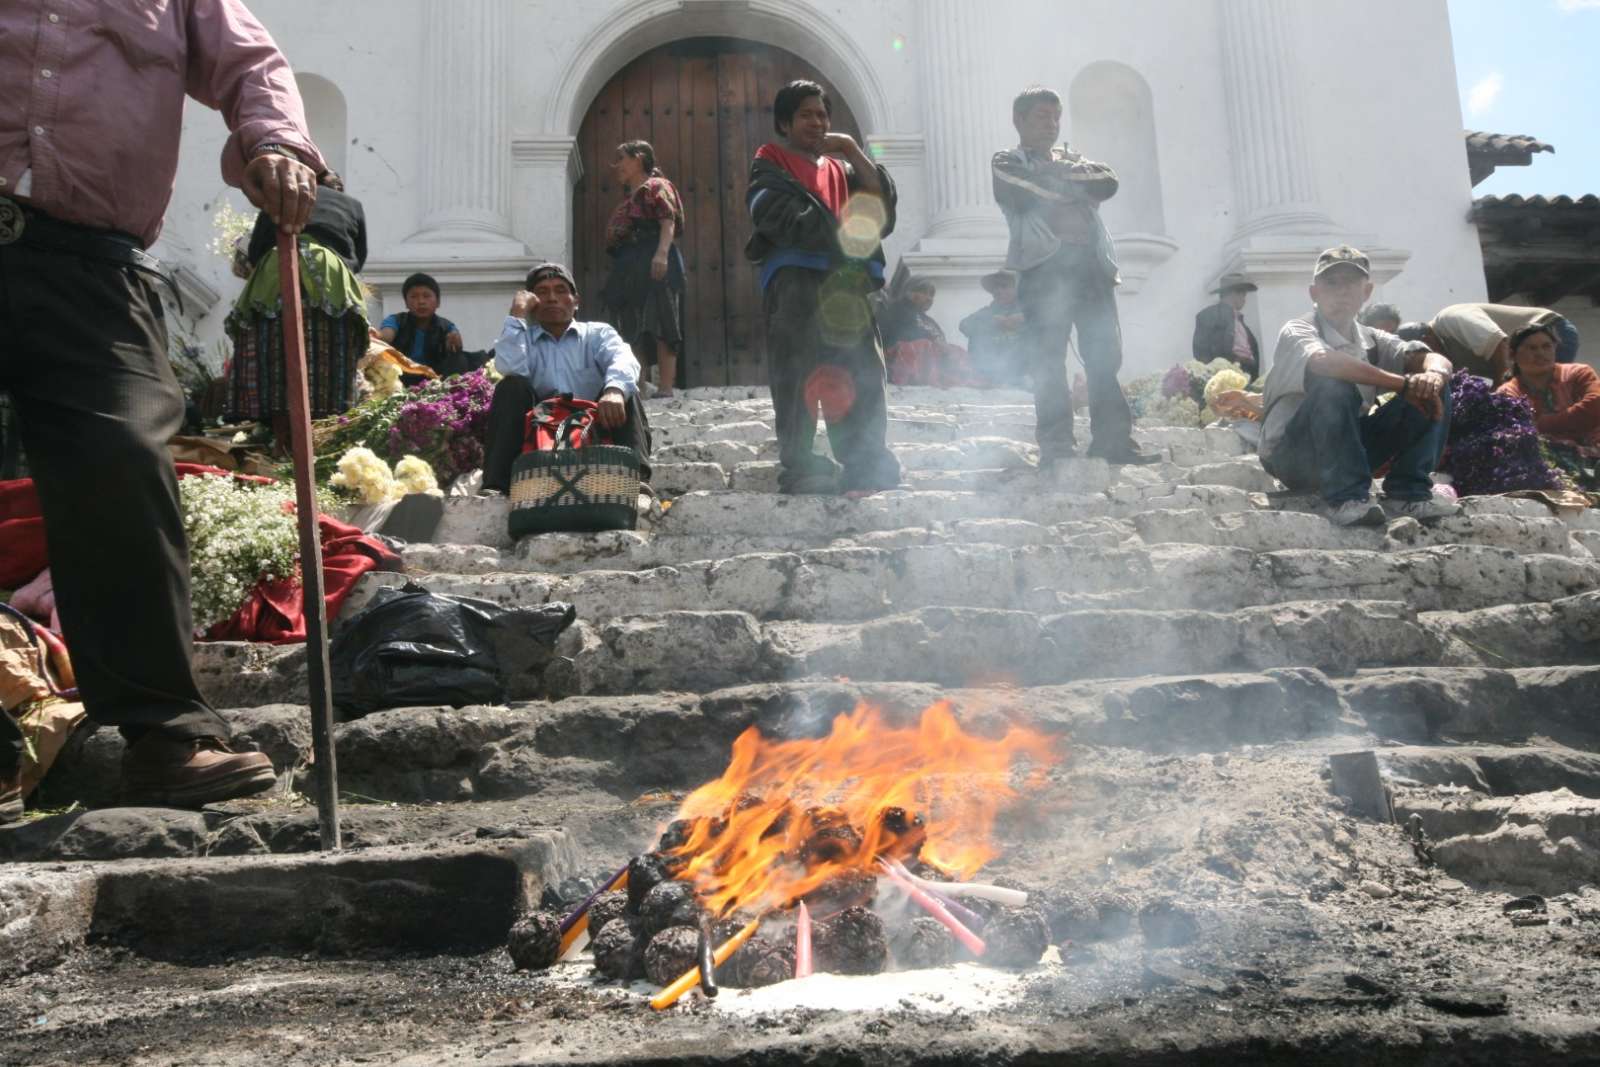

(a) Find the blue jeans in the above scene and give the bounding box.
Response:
[1554,317,1581,365]
[1263,373,1452,504]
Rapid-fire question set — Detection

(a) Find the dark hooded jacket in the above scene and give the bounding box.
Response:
[743,154,897,289]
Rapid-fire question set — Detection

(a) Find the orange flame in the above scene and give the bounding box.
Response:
[666,701,1059,916]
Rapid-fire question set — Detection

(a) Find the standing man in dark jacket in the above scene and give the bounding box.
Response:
[0,0,323,811]
[1192,273,1260,378]
[993,87,1156,469]
[746,79,902,496]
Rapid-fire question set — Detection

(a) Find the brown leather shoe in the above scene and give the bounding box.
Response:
[121,734,277,807]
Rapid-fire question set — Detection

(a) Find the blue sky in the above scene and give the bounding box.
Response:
[1450,0,1600,196]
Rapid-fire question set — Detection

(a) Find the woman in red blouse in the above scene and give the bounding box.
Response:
[1497,324,1600,449]
[600,141,686,396]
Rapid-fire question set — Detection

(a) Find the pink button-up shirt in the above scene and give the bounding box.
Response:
[0,0,324,247]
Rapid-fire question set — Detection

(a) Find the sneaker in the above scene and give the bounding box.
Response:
[1328,497,1387,527]
[1386,495,1462,521]
[121,734,277,807]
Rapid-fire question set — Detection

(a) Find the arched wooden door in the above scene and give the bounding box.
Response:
[573,38,862,387]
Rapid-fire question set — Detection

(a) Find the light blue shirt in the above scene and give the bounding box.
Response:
[492,317,640,399]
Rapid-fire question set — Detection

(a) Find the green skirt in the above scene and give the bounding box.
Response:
[226,239,369,421]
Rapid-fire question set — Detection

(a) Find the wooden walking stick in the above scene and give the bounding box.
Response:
[276,229,341,850]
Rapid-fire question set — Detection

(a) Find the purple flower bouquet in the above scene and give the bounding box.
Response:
[1440,371,1563,496]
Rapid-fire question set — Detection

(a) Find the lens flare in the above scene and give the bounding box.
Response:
[804,364,857,422]
[837,193,888,259]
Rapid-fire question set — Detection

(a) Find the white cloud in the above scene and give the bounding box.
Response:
[1467,71,1504,115]
[1557,0,1600,10]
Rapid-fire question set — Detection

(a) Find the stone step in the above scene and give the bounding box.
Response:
[26,671,1354,819]
[197,591,1600,709]
[1394,789,1600,895]
[1381,743,1600,797]
[347,541,1600,627]
[1335,665,1600,744]
[0,835,573,975]
[427,496,1592,570]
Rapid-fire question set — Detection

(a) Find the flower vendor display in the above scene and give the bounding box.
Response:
[328,447,442,504]
[311,367,495,486]
[180,474,301,630]
[1440,371,1566,497]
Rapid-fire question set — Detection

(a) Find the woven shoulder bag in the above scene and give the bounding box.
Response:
[508,404,640,537]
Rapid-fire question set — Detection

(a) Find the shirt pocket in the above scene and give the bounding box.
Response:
[93,1,183,73]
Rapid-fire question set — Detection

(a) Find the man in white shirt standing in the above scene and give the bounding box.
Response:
[480,263,651,495]
[1258,247,1459,527]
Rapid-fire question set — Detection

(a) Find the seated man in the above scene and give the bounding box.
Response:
[1421,302,1579,381]
[1258,246,1459,527]
[1191,273,1260,379]
[960,270,1028,387]
[379,272,464,374]
[481,263,651,496]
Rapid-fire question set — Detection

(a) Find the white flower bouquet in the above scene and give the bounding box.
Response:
[180,474,300,631]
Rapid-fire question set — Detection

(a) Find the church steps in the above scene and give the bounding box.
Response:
[346,540,1600,624]
[186,594,1600,708]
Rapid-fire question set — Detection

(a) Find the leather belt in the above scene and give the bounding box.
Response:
[0,196,179,309]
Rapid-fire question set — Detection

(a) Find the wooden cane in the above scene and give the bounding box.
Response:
[276,229,342,851]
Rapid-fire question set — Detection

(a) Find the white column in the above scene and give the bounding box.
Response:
[915,0,1009,241]
[1218,0,1337,238]
[403,0,524,251]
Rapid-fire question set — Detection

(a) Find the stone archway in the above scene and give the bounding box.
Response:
[572,38,863,387]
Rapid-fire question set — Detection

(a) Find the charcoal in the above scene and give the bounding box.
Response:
[587,891,630,938]
[1094,891,1138,940]
[1139,899,1200,948]
[878,806,927,858]
[982,906,1050,968]
[800,807,863,865]
[638,879,704,938]
[1038,888,1100,942]
[643,925,701,986]
[505,911,562,971]
[800,868,878,914]
[814,905,888,975]
[591,919,645,981]
[657,819,698,853]
[626,852,672,914]
[723,934,794,987]
[891,915,955,969]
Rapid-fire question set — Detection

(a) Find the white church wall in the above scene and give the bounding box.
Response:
[149,0,1485,382]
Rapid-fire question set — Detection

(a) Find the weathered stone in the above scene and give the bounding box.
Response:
[0,808,209,862]
[651,462,730,496]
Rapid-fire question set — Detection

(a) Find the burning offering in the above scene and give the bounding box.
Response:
[522,701,1061,1008]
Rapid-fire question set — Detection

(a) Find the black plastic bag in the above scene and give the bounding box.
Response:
[330,582,575,716]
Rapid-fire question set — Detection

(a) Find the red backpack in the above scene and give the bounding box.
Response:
[521,395,618,453]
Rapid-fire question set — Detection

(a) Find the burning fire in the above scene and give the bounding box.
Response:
[665,701,1060,916]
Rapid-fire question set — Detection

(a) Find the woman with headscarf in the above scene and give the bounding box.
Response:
[600,141,686,397]
[226,170,369,449]
[1496,322,1600,489]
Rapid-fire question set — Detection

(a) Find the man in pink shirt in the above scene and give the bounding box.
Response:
[0,0,324,816]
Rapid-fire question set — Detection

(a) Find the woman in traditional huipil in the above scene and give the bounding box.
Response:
[600,141,686,397]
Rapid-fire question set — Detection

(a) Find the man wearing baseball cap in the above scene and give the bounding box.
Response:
[1257,246,1459,527]
[481,263,651,496]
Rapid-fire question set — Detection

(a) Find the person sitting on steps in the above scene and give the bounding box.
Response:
[480,263,652,498]
[378,272,464,376]
[1258,246,1460,527]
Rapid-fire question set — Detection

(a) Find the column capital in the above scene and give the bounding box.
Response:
[512,136,585,187]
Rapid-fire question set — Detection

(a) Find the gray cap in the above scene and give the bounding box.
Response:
[1313,245,1371,280]
[525,262,578,292]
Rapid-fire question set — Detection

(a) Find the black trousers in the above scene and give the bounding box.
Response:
[0,241,228,742]
[763,267,901,493]
[481,375,653,493]
[1018,245,1135,458]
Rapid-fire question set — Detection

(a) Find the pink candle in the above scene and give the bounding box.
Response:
[881,863,986,957]
[794,901,814,978]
